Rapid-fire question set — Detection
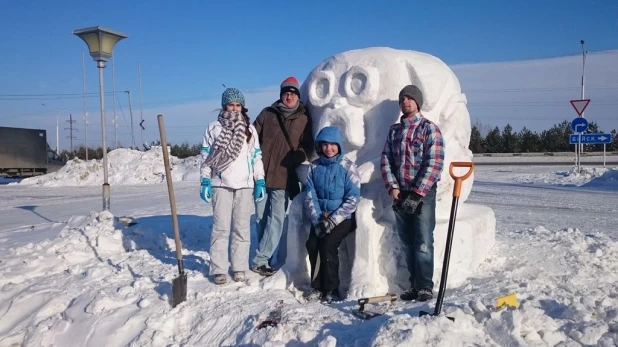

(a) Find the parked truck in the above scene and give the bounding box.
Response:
[0,126,65,177]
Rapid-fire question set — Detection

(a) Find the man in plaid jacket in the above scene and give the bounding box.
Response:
[380,84,445,302]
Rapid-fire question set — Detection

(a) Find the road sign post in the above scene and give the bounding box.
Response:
[569,133,612,169]
[571,98,590,166]
[570,117,589,171]
[568,133,611,144]
[570,99,590,116]
[570,118,588,133]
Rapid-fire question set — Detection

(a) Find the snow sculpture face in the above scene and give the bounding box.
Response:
[300,47,474,208]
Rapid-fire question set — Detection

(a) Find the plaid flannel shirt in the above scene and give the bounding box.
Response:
[380,113,445,197]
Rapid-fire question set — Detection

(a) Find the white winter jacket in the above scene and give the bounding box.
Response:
[200,121,265,189]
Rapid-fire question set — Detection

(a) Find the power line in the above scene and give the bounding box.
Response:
[3,85,618,100]
[0,92,113,97]
[463,86,618,93]
[64,114,78,152]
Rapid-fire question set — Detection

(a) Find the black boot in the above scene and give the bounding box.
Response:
[416,288,433,302]
[321,290,340,304]
[304,289,322,302]
[400,288,418,301]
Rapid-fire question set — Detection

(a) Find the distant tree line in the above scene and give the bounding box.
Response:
[58,119,618,161]
[470,119,618,154]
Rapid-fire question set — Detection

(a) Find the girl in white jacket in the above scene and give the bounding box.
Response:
[200,88,266,285]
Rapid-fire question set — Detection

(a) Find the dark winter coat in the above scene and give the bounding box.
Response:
[253,101,314,196]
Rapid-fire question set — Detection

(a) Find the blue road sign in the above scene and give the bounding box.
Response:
[571,117,588,133]
[569,133,613,144]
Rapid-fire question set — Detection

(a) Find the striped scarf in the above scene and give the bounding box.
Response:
[203,110,247,172]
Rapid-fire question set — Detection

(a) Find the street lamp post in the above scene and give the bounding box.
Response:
[73,26,128,211]
[578,40,588,165]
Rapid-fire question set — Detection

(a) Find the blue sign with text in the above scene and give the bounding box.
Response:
[569,133,612,144]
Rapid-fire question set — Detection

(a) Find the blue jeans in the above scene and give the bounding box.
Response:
[394,185,437,291]
[252,188,289,268]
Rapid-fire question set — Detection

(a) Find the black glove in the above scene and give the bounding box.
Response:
[314,219,335,238]
[392,198,404,213]
[292,149,307,166]
[400,191,423,214]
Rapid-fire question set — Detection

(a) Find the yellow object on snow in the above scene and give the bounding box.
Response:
[496,293,518,309]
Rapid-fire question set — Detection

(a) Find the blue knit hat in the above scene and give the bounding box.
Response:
[221,88,245,108]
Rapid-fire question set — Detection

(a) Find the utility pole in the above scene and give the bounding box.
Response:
[579,40,588,157]
[82,51,88,160]
[112,55,118,149]
[127,90,136,148]
[138,62,144,146]
[56,116,60,154]
[65,114,77,153]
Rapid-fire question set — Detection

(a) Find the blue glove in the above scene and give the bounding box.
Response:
[200,178,213,203]
[255,179,266,203]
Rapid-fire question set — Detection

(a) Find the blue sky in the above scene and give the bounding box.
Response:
[1,0,618,150]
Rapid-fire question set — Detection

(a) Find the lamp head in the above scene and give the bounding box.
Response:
[73,26,128,64]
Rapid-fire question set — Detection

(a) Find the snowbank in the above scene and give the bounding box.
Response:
[1,211,616,346]
[15,148,201,187]
[516,166,618,188]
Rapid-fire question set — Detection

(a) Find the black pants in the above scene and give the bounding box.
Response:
[306,218,354,292]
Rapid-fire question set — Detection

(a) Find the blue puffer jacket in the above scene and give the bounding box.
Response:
[303,126,361,227]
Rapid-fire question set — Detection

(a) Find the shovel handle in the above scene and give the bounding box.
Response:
[449,162,474,197]
[358,294,397,305]
[157,115,184,271]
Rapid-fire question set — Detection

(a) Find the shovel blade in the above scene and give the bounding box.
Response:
[172,273,188,308]
[419,310,455,322]
[256,319,279,330]
[352,309,384,320]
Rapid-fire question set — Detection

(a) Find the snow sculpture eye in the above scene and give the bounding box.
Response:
[350,73,366,94]
[343,65,378,106]
[308,70,336,107]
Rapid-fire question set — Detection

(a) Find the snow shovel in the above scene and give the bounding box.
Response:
[419,161,474,322]
[157,114,187,308]
[352,294,397,320]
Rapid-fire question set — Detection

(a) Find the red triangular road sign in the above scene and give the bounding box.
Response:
[570,99,590,116]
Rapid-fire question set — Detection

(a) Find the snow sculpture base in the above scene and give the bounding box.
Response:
[272,193,496,299]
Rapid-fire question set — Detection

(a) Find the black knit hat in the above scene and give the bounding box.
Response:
[398,85,423,110]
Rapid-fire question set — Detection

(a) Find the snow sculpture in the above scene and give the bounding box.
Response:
[273,47,496,299]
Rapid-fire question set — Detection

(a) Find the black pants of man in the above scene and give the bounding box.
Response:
[306,218,355,292]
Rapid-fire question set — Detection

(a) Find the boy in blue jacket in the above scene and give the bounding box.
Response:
[303,126,361,303]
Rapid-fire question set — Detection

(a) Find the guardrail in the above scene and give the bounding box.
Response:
[472,152,618,166]
[473,151,618,157]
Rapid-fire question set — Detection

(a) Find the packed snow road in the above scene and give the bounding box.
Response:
[0,182,208,246]
[2,165,615,243]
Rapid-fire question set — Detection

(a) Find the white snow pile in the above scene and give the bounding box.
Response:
[15,148,201,187]
[369,225,618,347]
[516,166,618,187]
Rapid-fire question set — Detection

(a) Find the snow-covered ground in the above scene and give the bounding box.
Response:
[1,155,618,346]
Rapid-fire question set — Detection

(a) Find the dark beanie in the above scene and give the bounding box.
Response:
[280,76,300,98]
[398,85,423,110]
